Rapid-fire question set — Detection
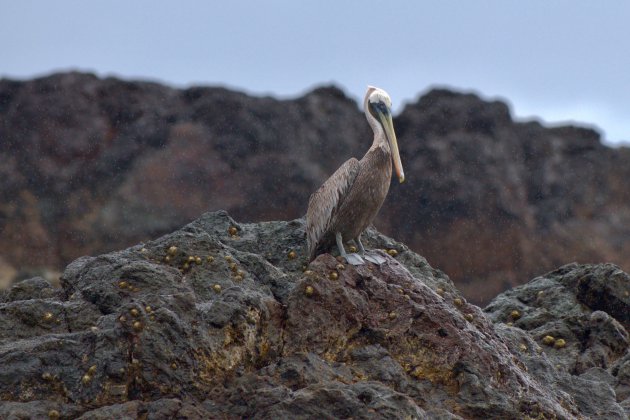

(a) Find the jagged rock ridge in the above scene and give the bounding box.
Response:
[1,72,630,302]
[0,212,628,418]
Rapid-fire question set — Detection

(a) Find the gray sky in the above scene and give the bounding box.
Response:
[2,1,629,144]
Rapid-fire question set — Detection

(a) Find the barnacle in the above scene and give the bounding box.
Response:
[542,335,555,346]
[554,338,566,349]
[510,310,521,320]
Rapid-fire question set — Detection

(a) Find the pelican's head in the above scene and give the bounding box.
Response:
[364,86,405,183]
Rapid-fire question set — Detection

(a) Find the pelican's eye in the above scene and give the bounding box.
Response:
[369,100,390,117]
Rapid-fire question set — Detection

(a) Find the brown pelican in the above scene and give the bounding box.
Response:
[306,86,404,265]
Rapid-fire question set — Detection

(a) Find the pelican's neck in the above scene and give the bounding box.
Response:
[365,108,390,154]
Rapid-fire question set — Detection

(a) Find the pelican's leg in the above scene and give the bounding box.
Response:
[336,232,364,265]
[355,236,386,265]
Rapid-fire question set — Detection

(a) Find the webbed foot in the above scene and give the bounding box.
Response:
[363,251,386,265]
[344,253,366,265]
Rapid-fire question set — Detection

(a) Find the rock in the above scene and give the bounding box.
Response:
[2,72,630,304]
[3,276,58,302]
[1,211,628,417]
[485,263,630,417]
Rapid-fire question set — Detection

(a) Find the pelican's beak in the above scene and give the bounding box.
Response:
[378,111,405,183]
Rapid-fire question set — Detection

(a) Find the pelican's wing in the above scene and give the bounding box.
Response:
[306,158,360,259]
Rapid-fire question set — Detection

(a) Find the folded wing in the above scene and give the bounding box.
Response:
[306,158,360,260]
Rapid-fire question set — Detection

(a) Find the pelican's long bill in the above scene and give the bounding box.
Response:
[378,111,405,183]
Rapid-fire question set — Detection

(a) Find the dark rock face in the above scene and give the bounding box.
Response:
[1,211,628,418]
[387,89,630,302]
[2,72,630,303]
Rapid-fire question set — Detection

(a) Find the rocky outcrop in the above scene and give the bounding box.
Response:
[485,263,630,418]
[1,212,628,418]
[2,72,630,303]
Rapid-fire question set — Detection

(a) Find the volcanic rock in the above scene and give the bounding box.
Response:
[1,211,628,418]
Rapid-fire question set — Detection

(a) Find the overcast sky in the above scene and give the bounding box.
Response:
[1,1,628,145]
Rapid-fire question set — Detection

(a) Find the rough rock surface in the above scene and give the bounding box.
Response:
[1,211,628,418]
[2,72,630,304]
[485,263,630,418]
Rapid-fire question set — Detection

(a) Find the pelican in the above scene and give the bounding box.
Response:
[306,86,404,265]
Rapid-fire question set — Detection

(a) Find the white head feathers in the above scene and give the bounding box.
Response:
[365,86,392,108]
